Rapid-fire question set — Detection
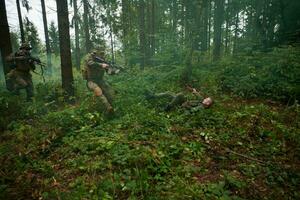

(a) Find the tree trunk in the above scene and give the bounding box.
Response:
[16,0,25,43]
[0,0,13,90]
[121,0,129,64]
[224,0,230,55]
[108,7,115,63]
[73,0,81,70]
[56,0,74,97]
[151,0,155,58]
[41,0,52,74]
[213,0,225,61]
[233,11,239,55]
[172,0,178,32]
[83,0,91,53]
[201,0,209,52]
[181,0,185,45]
[208,0,212,52]
[138,0,146,69]
[183,0,189,45]
[145,0,152,65]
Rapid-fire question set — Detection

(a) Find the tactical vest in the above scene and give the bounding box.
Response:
[83,55,105,81]
[14,50,35,72]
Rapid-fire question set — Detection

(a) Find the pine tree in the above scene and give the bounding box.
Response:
[24,18,41,56]
[49,21,60,56]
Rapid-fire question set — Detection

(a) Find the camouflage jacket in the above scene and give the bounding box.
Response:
[6,50,36,72]
[83,54,106,81]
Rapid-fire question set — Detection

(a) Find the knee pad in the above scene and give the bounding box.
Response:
[94,87,103,96]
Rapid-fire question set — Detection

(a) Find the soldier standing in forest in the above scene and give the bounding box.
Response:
[6,43,41,101]
[82,50,115,114]
[145,86,213,111]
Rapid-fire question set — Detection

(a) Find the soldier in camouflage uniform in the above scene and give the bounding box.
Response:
[145,88,213,111]
[6,43,40,101]
[82,50,115,114]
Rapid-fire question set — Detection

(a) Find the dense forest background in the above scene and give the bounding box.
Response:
[0,0,300,199]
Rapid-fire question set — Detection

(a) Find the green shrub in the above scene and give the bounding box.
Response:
[219,46,300,102]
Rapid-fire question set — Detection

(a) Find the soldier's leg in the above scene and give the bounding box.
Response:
[145,90,176,101]
[11,74,28,97]
[15,75,28,89]
[99,81,114,105]
[5,73,15,92]
[88,81,113,112]
[25,79,34,101]
[154,92,176,101]
[6,70,18,93]
[165,93,186,111]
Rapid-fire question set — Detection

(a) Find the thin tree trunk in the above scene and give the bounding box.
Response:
[208,0,211,53]
[184,0,189,45]
[145,0,151,65]
[172,0,178,32]
[108,8,115,63]
[213,0,225,61]
[181,0,184,45]
[138,0,146,69]
[83,0,91,53]
[201,0,209,52]
[41,0,52,74]
[224,0,230,55]
[151,0,155,58]
[233,11,239,55]
[73,0,81,70]
[225,18,229,54]
[16,0,25,43]
[56,0,74,97]
[121,0,129,64]
[0,0,13,90]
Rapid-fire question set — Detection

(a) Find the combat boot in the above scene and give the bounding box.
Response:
[99,95,114,115]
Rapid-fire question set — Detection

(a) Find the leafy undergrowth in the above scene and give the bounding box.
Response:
[0,65,300,200]
[218,46,300,102]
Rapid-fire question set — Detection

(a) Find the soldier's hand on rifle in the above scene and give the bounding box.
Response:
[101,63,109,69]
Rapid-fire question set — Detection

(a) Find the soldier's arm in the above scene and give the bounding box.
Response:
[87,60,103,68]
[5,53,22,62]
[186,86,204,98]
[12,55,27,61]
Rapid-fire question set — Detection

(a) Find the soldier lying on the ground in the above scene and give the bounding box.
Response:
[145,86,213,111]
[82,50,117,115]
[6,43,41,101]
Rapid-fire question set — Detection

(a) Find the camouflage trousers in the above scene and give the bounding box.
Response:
[6,69,34,101]
[87,79,114,111]
[152,92,186,111]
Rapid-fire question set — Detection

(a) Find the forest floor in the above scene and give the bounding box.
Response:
[0,64,299,200]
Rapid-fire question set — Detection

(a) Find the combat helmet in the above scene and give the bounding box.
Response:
[20,42,32,50]
[91,47,106,57]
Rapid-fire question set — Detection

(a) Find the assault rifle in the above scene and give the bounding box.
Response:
[94,56,124,75]
[28,57,47,82]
